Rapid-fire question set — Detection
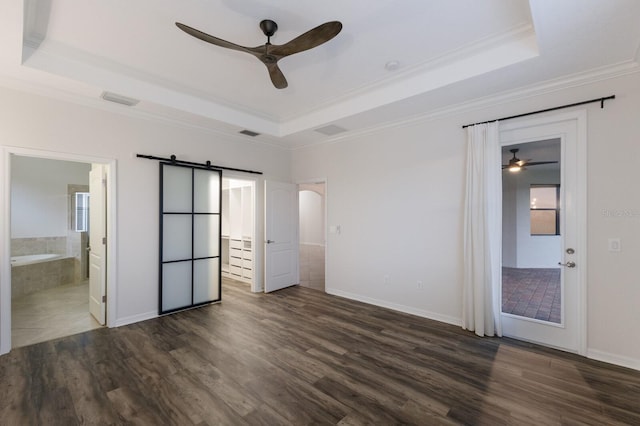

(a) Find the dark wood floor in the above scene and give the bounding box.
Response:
[1,280,639,425]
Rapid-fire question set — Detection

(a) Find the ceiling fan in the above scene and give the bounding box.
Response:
[502,148,558,172]
[175,19,343,89]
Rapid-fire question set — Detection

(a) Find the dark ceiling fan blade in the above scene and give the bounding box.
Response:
[503,160,558,169]
[524,161,558,166]
[265,62,288,89]
[176,19,342,89]
[176,22,252,55]
[269,21,342,57]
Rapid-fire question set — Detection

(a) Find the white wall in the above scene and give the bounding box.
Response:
[2,71,639,369]
[11,156,90,238]
[294,115,466,326]
[0,87,290,327]
[299,190,324,246]
[292,71,640,369]
[502,168,562,268]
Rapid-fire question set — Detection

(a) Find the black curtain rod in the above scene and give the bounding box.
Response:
[461,95,615,129]
[136,154,263,175]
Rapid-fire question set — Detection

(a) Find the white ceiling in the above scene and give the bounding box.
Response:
[1,0,639,149]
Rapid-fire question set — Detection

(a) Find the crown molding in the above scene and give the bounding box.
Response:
[22,39,282,130]
[280,23,538,136]
[282,23,536,123]
[4,49,638,153]
[293,60,640,151]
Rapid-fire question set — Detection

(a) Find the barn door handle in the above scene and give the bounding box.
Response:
[558,261,576,268]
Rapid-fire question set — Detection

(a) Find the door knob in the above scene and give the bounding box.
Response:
[266,240,275,244]
[558,261,576,268]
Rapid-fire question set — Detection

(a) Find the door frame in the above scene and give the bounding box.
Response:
[296,178,328,292]
[499,110,587,356]
[221,171,261,293]
[0,146,117,355]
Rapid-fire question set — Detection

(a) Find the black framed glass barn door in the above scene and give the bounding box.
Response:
[160,163,222,314]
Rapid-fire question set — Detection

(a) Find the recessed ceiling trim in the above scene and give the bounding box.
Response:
[281,26,539,136]
[279,23,538,123]
[21,39,282,135]
[20,15,537,139]
[292,61,640,151]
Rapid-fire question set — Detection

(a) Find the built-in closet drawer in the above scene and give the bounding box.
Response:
[243,269,253,279]
[229,257,242,267]
[242,250,253,261]
[230,248,242,259]
[242,259,252,269]
[229,265,243,276]
[230,239,243,250]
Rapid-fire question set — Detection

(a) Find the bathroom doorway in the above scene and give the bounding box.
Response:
[298,182,326,292]
[4,153,111,349]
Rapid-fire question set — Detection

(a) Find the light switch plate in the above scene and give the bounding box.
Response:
[608,238,621,252]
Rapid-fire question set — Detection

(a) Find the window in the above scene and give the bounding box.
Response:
[530,185,559,235]
[74,192,90,232]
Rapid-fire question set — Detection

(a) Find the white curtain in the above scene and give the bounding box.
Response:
[463,122,502,337]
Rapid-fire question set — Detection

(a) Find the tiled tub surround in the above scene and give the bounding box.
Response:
[10,236,81,299]
[11,236,67,256]
[11,255,76,299]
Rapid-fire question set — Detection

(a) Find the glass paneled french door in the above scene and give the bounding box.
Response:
[499,112,586,354]
[160,163,221,314]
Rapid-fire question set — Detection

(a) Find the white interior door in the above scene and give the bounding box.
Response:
[89,164,106,325]
[265,180,299,292]
[499,112,586,354]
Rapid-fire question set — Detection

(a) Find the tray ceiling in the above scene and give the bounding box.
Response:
[1,0,639,148]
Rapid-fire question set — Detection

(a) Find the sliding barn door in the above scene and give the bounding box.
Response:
[160,163,222,314]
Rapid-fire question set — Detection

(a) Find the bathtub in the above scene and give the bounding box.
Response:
[10,254,75,299]
[11,253,62,266]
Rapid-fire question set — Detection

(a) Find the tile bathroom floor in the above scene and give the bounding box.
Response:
[11,281,102,348]
[299,243,325,292]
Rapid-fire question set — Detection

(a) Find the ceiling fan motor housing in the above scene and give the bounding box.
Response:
[260,20,278,38]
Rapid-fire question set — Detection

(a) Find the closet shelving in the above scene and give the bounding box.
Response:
[221,179,253,283]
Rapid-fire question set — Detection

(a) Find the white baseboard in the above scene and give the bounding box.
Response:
[325,287,462,327]
[587,348,640,371]
[113,310,158,328]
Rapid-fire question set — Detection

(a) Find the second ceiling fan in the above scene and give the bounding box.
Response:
[176,19,343,89]
[503,148,558,172]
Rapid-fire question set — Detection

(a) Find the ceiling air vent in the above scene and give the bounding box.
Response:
[314,124,347,136]
[239,129,260,137]
[100,91,140,107]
